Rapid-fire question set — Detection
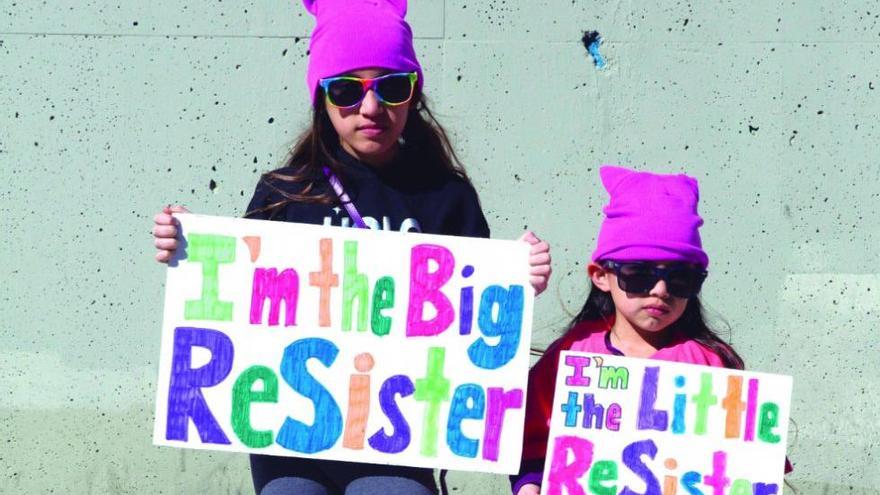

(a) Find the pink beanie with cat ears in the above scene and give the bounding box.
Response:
[302,0,424,104]
[591,165,710,268]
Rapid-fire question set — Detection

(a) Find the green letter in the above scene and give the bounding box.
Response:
[185,233,236,321]
[758,402,781,443]
[342,241,369,332]
[691,372,718,435]
[598,366,629,390]
[231,365,279,448]
[414,347,451,457]
[588,460,618,495]
[729,479,753,495]
[371,276,395,336]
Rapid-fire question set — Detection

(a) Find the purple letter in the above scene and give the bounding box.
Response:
[166,326,234,444]
[637,367,668,431]
[368,375,415,454]
[620,439,660,495]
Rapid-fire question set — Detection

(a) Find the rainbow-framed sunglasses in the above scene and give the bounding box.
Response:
[318,72,418,109]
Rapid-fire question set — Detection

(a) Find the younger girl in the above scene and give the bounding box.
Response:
[511,165,789,495]
[153,1,550,494]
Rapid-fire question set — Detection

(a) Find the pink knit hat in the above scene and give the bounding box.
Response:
[591,165,709,267]
[303,0,424,103]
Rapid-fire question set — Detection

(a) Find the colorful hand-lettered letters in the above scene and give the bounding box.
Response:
[542,352,792,495]
[153,214,534,474]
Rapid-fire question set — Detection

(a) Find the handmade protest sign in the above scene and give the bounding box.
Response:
[152,214,534,473]
[542,352,792,494]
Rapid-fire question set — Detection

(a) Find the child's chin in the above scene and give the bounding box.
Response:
[636,319,672,333]
[353,140,396,158]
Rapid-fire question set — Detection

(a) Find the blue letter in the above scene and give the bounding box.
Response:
[681,472,705,495]
[446,384,486,458]
[561,391,582,427]
[468,285,524,369]
[276,338,342,453]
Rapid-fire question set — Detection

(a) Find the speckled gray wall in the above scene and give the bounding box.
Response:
[2,1,878,493]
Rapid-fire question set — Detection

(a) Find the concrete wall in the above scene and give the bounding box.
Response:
[2,1,878,493]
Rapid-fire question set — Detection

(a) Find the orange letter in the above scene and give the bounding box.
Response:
[343,353,374,449]
[309,238,339,327]
[722,376,745,439]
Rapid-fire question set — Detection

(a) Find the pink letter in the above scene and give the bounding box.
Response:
[406,244,455,337]
[481,387,523,461]
[250,268,299,326]
[546,435,594,495]
[606,403,622,431]
[564,355,593,386]
[702,451,731,495]
[744,378,759,441]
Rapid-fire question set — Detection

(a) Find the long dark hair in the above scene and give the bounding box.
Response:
[565,285,745,370]
[247,87,473,216]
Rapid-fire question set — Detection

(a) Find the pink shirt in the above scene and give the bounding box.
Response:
[569,322,725,366]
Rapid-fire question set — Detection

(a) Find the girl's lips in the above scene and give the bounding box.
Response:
[357,125,386,137]
[643,305,669,317]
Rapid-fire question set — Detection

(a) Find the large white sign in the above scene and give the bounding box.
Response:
[153,214,534,474]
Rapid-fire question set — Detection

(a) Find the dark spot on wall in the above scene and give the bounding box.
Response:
[456,75,462,82]
[581,31,606,69]
[267,117,275,124]
[817,110,824,115]
[581,30,601,49]
[748,125,759,134]
[788,130,798,145]
[132,21,139,26]
[209,180,217,192]
[282,49,288,56]
[869,81,875,90]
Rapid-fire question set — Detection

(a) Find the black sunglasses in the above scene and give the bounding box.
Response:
[602,261,707,299]
[318,72,418,109]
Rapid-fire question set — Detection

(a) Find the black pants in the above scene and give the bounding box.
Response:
[250,454,438,495]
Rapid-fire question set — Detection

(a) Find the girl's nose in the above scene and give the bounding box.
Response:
[649,279,670,298]
[359,89,382,116]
